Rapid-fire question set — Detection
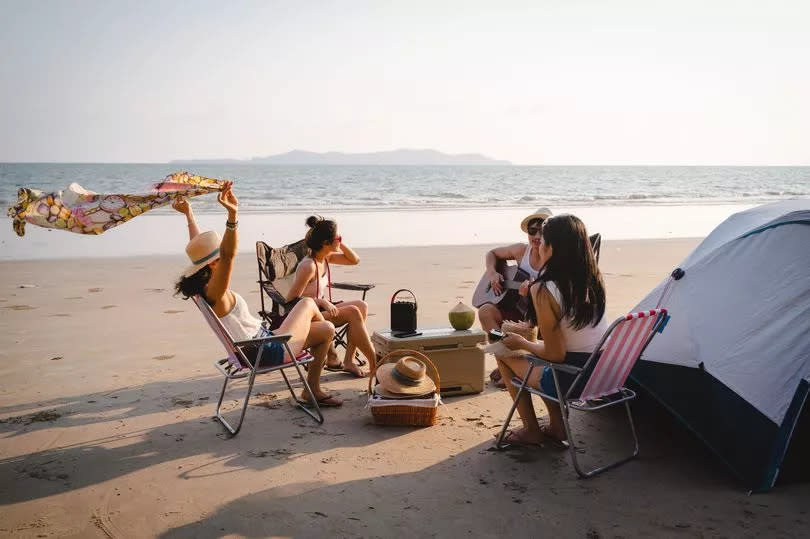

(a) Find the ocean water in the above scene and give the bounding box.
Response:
[2,163,808,260]
[2,163,809,213]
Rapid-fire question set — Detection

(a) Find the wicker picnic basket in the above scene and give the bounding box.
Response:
[367,349,441,427]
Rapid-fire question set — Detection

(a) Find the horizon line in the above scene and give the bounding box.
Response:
[2,161,810,167]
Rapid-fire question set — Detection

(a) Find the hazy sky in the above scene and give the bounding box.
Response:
[1,0,808,165]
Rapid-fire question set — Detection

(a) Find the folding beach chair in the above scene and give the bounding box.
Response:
[192,295,323,436]
[256,240,375,366]
[496,308,670,478]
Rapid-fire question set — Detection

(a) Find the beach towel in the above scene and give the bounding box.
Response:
[7,171,226,237]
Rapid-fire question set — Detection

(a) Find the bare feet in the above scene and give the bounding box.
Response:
[326,346,340,369]
[341,361,368,378]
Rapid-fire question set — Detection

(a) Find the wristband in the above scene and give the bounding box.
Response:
[225,220,238,230]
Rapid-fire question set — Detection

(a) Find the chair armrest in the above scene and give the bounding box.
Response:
[233,333,292,347]
[331,282,375,292]
[525,354,582,375]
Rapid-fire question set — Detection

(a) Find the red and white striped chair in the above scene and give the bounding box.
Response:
[496,308,669,478]
[192,296,323,436]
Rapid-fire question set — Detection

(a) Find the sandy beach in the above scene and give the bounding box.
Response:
[1,239,808,538]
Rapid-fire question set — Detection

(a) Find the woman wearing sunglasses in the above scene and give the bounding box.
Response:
[284,215,376,378]
[478,207,552,388]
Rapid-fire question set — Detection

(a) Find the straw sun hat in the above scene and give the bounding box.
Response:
[375,356,437,399]
[182,231,222,277]
[520,207,553,233]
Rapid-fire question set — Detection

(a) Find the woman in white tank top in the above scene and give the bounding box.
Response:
[172,184,343,407]
[286,215,376,378]
[495,214,608,448]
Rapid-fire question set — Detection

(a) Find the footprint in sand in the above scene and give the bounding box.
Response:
[163,309,184,314]
[171,397,194,407]
[4,304,35,310]
[145,288,165,293]
[101,305,118,310]
[0,299,6,303]
[88,287,103,293]
[50,313,71,317]
[153,354,174,360]
[65,296,83,300]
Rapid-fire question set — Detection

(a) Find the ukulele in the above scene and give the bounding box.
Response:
[471,260,531,318]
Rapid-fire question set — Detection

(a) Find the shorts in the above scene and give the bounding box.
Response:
[539,351,598,399]
[243,326,289,367]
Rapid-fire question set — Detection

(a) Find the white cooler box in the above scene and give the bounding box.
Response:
[372,328,487,396]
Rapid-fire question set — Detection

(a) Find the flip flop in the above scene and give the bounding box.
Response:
[324,364,345,372]
[302,394,343,408]
[499,429,543,448]
[539,425,569,450]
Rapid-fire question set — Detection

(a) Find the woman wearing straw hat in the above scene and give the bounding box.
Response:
[495,214,607,447]
[172,182,343,407]
[478,207,552,388]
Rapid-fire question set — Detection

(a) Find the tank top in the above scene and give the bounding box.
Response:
[518,245,542,281]
[544,281,608,353]
[219,291,262,341]
[316,261,329,299]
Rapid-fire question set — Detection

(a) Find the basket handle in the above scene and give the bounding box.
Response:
[390,289,417,305]
[368,348,440,396]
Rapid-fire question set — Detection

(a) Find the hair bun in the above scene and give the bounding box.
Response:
[305,215,321,228]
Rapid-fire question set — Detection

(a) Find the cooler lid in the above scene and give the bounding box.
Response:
[375,328,486,348]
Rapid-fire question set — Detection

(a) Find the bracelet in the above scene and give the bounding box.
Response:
[225,220,238,230]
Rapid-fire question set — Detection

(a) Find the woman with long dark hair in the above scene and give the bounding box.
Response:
[284,216,376,377]
[495,214,607,447]
[173,183,343,407]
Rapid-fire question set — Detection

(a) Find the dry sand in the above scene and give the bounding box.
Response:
[0,239,807,538]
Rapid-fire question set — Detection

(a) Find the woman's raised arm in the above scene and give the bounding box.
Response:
[205,182,238,306]
[172,196,200,241]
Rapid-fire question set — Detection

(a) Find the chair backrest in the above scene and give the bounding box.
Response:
[191,295,247,370]
[256,239,309,281]
[578,309,667,401]
[589,233,602,263]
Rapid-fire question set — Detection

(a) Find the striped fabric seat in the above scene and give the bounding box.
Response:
[496,306,670,479]
[579,309,667,402]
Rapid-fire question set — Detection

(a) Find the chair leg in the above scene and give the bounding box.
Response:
[280,365,324,424]
[494,364,535,449]
[281,343,324,424]
[562,394,640,479]
[215,369,257,437]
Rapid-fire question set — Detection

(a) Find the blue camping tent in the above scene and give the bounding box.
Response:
[631,200,810,491]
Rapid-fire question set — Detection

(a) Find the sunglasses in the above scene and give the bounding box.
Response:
[527,226,543,236]
[334,235,342,243]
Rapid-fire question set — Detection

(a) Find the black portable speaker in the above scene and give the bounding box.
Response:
[390,289,417,336]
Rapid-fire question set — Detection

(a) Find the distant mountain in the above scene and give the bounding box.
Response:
[171,148,511,166]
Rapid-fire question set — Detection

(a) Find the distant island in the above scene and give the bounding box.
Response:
[170,148,511,166]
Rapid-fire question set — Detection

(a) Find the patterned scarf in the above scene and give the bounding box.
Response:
[7,171,226,237]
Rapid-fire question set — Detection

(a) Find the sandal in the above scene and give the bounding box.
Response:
[539,425,569,450]
[302,393,344,408]
[499,429,543,448]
